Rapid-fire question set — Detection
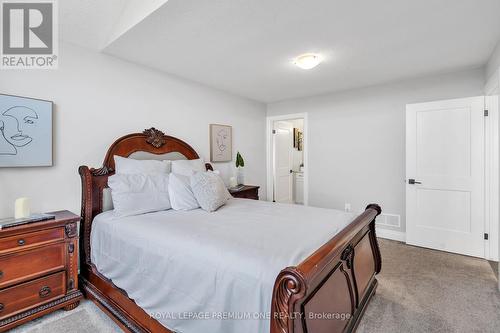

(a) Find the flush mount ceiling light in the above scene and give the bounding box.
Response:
[293,53,322,70]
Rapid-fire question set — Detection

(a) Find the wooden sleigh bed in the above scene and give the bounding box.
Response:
[79,128,382,333]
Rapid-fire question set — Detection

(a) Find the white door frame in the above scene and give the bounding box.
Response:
[406,95,499,261]
[485,69,500,263]
[406,97,487,258]
[266,113,309,205]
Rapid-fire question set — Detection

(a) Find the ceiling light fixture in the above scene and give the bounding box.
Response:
[293,53,322,70]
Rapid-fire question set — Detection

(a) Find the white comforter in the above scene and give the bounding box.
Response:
[91,199,355,333]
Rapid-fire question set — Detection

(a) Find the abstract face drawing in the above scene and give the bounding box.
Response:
[216,129,228,153]
[209,124,232,162]
[0,106,38,155]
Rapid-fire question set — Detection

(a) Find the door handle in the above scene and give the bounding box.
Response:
[408,179,422,185]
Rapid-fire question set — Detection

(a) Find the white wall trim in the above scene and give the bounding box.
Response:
[485,69,500,262]
[376,226,406,242]
[266,113,309,205]
[485,95,499,262]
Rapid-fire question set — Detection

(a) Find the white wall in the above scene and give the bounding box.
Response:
[0,43,267,218]
[267,68,485,232]
[486,41,500,81]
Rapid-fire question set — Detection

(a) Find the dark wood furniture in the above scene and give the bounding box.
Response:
[79,128,382,333]
[0,211,83,332]
[229,185,260,200]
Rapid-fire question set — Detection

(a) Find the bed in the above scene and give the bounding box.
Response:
[79,128,382,333]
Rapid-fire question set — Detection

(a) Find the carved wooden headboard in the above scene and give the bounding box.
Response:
[78,127,212,266]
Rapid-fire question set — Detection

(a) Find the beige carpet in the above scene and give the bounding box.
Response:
[358,239,500,333]
[10,239,500,333]
[10,300,121,333]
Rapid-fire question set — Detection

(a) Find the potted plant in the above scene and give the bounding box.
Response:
[236,151,245,185]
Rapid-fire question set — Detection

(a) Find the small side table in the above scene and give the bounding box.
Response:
[229,185,260,200]
[0,210,83,332]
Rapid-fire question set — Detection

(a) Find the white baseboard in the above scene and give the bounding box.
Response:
[376,227,498,261]
[376,227,406,242]
[486,254,499,262]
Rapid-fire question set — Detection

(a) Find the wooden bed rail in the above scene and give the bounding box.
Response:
[271,204,382,333]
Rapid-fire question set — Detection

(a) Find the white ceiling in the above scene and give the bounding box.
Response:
[63,0,500,103]
[60,0,129,50]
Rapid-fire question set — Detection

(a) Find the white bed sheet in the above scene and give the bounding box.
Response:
[91,198,355,333]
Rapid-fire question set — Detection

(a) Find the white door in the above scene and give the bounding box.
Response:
[273,121,293,203]
[406,96,485,258]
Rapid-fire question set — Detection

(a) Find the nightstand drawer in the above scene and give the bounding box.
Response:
[0,243,65,288]
[0,228,64,254]
[0,271,66,319]
[229,185,260,200]
[233,190,258,200]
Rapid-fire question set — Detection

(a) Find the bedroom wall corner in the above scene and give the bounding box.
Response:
[0,42,267,218]
[486,40,500,82]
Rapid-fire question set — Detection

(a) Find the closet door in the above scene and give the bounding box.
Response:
[406,97,485,258]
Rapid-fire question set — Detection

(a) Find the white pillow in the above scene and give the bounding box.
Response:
[108,173,171,217]
[171,158,205,177]
[190,172,230,212]
[114,155,171,175]
[168,173,200,211]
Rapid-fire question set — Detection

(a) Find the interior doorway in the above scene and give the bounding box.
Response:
[267,113,308,205]
[406,96,488,258]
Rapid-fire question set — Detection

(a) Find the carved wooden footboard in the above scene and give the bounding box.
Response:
[79,128,382,333]
[271,204,382,333]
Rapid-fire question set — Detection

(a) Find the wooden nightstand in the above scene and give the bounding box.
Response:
[0,211,83,332]
[229,185,260,200]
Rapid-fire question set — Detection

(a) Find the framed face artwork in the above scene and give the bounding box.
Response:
[210,124,232,162]
[0,94,53,167]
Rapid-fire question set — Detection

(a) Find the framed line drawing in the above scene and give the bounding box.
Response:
[0,94,53,167]
[210,124,232,162]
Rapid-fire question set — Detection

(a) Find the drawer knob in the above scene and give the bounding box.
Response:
[17,239,25,246]
[0,303,3,312]
[0,271,3,279]
[39,286,51,298]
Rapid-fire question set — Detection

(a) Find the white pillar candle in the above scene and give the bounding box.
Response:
[229,177,237,188]
[15,197,30,219]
